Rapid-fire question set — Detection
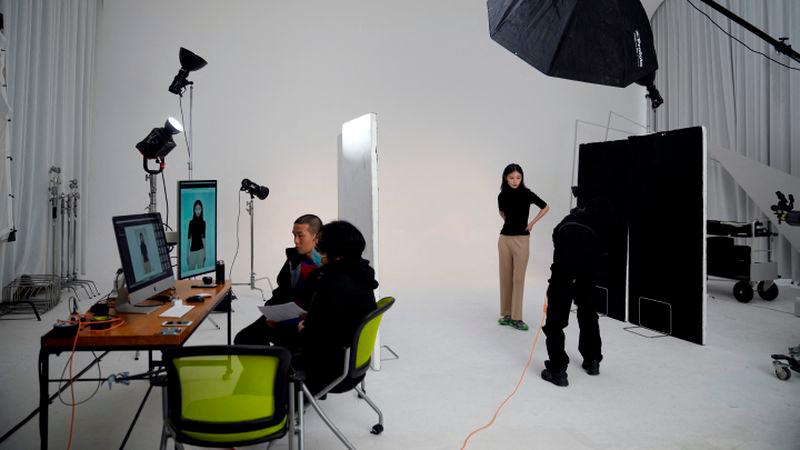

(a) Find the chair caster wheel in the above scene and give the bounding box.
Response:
[775,366,791,381]
[371,424,383,435]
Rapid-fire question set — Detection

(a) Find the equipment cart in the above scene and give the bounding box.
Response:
[706,220,779,303]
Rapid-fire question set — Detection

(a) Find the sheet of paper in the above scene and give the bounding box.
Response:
[257,302,306,322]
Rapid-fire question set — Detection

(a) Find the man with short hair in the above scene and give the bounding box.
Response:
[234,214,323,347]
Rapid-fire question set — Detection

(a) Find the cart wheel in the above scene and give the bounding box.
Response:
[733,281,753,303]
[757,281,779,301]
[775,366,791,381]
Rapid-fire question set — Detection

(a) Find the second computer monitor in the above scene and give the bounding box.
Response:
[178,180,217,280]
[112,212,175,310]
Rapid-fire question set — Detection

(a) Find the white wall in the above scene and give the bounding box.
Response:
[87,0,646,294]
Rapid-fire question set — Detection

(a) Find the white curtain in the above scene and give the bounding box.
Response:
[652,0,800,282]
[0,0,98,290]
[0,27,11,243]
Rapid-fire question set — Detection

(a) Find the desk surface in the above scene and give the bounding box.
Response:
[41,280,232,352]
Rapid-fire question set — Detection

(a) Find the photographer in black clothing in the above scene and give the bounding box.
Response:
[297,220,378,395]
[541,200,610,387]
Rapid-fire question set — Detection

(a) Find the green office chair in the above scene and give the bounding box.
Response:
[302,296,396,449]
[160,345,300,449]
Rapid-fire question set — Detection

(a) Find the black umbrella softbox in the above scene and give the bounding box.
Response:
[488,0,658,88]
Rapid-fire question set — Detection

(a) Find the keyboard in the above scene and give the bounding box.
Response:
[159,304,195,318]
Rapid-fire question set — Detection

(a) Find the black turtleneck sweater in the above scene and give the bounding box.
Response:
[498,187,547,236]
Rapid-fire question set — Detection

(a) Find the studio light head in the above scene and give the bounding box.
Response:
[241,178,270,200]
[136,117,183,174]
[168,47,207,96]
[636,71,664,110]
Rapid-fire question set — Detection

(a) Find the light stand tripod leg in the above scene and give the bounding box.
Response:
[204,315,221,330]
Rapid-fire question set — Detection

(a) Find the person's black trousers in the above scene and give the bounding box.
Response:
[542,223,603,373]
[542,282,602,372]
[234,316,301,352]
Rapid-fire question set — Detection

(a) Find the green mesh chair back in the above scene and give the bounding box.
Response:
[349,296,395,379]
[163,345,292,447]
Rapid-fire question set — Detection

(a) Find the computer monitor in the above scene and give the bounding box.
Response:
[177,180,217,280]
[112,213,175,313]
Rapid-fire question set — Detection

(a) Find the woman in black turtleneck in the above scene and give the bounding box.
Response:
[497,163,549,331]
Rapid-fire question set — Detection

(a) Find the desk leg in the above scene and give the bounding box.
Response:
[38,350,48,450]
[227,292,232,345]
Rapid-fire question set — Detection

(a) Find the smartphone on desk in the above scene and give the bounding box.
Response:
[162,320,193,327]
[161,327,183,336]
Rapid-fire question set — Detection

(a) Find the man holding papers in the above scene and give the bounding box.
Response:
[234,214,323,348]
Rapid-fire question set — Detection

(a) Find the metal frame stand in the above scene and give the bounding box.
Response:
[65,179,99,297]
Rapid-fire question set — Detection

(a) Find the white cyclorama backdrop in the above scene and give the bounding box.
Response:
[86,1,647,297]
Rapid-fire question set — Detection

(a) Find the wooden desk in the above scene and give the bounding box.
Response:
[38,280,233,450]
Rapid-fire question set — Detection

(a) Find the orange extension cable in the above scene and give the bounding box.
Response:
[63,315,124,449]
[460,297,548,450]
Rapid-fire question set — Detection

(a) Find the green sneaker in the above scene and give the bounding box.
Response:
[498,315,512,326]
[510,320,529,331]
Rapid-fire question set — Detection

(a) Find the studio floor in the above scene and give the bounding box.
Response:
[1,275,799,449]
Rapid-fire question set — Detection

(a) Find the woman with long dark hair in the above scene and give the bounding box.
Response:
[497,163,549,331]
[187,199,206,270]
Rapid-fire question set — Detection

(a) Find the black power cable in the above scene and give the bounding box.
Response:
[229,190,243,278]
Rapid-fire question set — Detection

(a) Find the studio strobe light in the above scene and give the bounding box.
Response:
[135,117,183,214]
[240,178,270,200]
[168,47,208,96]
[135,117,183,174]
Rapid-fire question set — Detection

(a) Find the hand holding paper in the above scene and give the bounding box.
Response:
[257,302,306,323]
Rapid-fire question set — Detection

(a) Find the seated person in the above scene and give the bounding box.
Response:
[296,220,378,396]
[234,214,323,349]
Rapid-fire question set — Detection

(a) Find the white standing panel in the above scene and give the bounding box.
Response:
[339,113,378,266]
[338,113,381,369]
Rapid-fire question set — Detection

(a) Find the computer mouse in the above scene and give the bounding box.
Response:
[185,295,206,303]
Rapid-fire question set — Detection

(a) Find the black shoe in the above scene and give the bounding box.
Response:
[541,368,568,387]
[582,360,600,376]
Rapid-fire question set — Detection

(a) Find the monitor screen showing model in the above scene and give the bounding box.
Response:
[112,213,175,309]
[177,180,217,280]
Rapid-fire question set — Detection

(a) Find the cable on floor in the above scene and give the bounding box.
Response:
[460,296,548,449]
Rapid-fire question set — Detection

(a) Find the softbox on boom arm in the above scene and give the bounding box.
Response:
[488,0,659,90]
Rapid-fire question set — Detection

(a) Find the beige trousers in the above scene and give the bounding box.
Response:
[498,235,530,321]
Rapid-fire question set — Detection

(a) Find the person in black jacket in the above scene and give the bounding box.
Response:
[297,220,378,395]
[234,214,323,349]
[541,199,610,387]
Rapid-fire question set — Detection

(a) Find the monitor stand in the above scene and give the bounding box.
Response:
[113,287,165,314]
